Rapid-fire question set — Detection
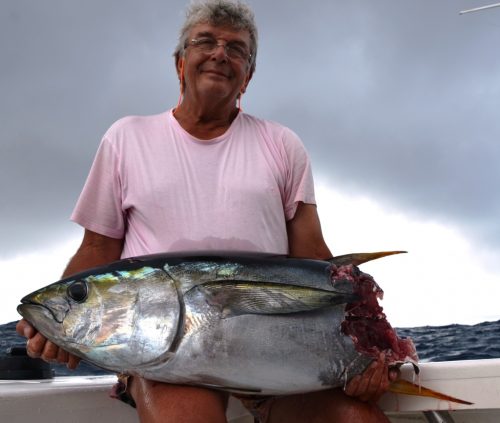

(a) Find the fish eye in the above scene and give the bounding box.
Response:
[67,281,88,303]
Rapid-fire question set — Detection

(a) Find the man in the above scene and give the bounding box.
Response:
[17,1,396,421]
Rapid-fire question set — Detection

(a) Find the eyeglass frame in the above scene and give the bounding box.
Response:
[185,37,253,62]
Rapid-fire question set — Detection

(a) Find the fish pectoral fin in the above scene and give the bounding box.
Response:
[389,379,473,405]
[195,281,358,317]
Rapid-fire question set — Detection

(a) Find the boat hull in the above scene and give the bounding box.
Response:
[1,359,499,423]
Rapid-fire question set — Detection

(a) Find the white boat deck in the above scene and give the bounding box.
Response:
[381,358,500,423]
[1,359,499,422]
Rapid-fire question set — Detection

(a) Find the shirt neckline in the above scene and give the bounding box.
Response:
[167,108,242,145]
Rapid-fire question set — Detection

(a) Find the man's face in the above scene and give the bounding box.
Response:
[178,23,253,104]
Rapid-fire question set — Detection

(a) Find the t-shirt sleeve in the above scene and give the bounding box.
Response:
[282,128,316,220]
[70,135,125,239]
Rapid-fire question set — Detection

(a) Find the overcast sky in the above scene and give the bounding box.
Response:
[1,1,499,327]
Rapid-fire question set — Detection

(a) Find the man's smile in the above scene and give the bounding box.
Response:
[201,68,230,78]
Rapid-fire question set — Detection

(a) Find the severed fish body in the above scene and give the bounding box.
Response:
[18,252,417,395]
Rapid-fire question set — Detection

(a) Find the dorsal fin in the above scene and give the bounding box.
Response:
[328,251,407,267]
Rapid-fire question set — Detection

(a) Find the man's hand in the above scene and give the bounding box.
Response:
[344,352,399,402]
[16,319,80,369]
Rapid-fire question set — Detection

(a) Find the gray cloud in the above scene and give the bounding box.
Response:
[249,0,500,249]
[1,0,499,257]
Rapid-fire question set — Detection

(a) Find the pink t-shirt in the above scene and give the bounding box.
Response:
[71,109,316,258]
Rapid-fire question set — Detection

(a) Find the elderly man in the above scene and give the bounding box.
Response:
[17,1,396,422]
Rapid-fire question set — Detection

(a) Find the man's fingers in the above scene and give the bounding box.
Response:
[67,354,81,370]
[362,355,388,401]
[26,333,47,358]
[56,348,69,364]
[355,368,372,400]
[360,362,381,401]
[41,341,60,362]
[18,321,79,369]
[344,375,361,397]
[345,361,375,399]
[16,319,37,339]
[345,353,391,402]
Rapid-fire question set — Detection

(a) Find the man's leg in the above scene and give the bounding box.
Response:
[268,388,389,423]
[130,377,229,423]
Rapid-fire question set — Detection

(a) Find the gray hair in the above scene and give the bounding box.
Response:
[174,0,258,75]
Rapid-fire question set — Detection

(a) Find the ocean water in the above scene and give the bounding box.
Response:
[397,320,500,362]
[1,319,499,377]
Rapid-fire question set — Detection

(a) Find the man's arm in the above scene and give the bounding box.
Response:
[16,229,124,367]
[286,202,396,402]
[286,202,332,260]
[62,229,124,278]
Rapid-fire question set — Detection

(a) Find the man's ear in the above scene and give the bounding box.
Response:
[240,71,253,94]
[175,54,184,81]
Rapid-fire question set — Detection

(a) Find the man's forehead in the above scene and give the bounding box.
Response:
[189,23,250,43]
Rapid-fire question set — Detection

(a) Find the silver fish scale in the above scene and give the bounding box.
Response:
[141,303,371,395]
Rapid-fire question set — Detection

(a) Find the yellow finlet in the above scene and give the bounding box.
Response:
[389,379,473,405]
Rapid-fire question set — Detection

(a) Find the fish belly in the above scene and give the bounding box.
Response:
[139,304,372,395]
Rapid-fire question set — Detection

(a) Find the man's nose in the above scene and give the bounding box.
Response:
[210,43,228,61]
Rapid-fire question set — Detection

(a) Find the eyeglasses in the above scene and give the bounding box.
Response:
[187,37,252,62]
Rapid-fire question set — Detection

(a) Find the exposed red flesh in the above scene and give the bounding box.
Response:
[332,264,418,364]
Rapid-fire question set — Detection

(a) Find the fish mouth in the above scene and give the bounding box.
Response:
[17,301,51,323]
[18,296,68,324]
[18,296,44,314]
[20,295,40,306]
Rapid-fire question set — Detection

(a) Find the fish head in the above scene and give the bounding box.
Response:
[18,266,181,372]
[18,280,74,341]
